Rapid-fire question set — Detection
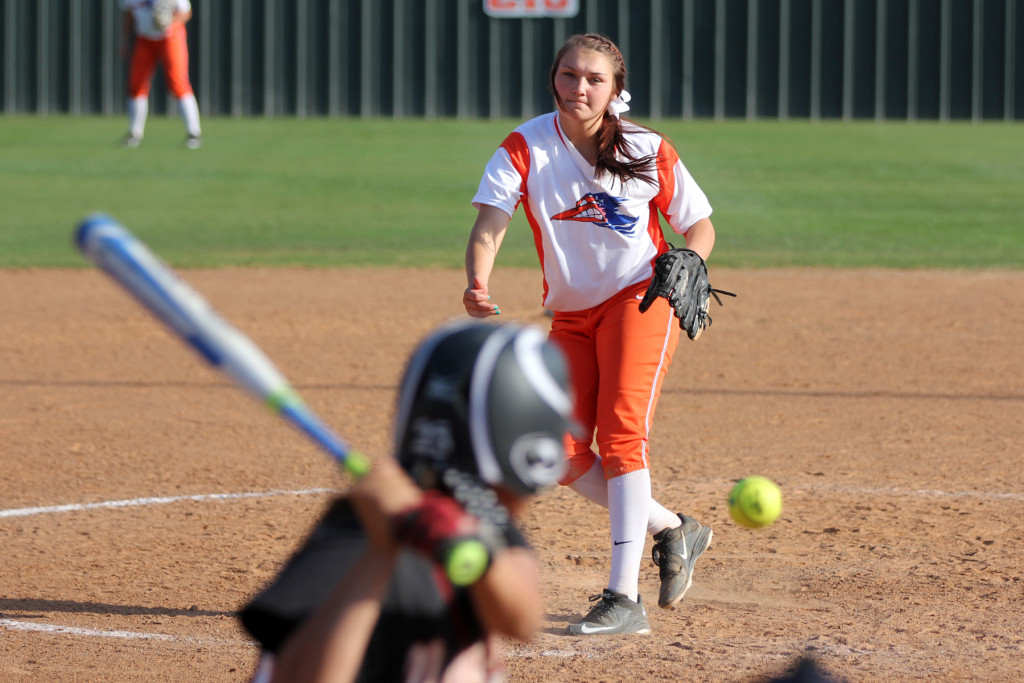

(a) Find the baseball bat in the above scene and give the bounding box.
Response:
[75,214,371,479]
[75,214,489,585]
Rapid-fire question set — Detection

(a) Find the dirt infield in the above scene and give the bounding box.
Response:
[2,267,1022,682]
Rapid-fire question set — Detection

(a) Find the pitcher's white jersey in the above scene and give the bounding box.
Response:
[121,0,191,40]
[472,112,712,312]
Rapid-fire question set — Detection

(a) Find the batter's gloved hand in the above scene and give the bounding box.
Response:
[638,247,736,340]
[393,490,505,585]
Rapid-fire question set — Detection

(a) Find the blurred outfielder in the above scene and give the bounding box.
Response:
[120,0,202,149]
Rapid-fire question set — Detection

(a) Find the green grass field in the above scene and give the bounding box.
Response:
[1,116,1021,269]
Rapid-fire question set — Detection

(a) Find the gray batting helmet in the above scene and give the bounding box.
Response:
[394,321,573,497]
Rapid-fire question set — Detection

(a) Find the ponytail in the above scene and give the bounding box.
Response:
[551,34,659,187]
[596,114,658,187]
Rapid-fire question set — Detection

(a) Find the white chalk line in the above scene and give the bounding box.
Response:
[3,482,1016,523]
[0,488,339,519]
[0,487,338,649]
[0,619,571,658]
[0,481,1017,652]
[0,616,582,658]
[0,618,255,648]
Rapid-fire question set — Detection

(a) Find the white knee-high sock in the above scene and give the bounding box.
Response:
[567,458,610,506]
[649,504,682,535]
[178,93,201,137]
[128,96,148,138]
[607,469,651,602]
[568,458,682,536]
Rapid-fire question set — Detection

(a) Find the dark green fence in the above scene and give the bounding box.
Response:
[2,0,1021,120]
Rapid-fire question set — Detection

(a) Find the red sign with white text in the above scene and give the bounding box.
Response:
[484,0,579,18]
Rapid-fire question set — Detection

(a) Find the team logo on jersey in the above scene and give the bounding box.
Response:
[551,192,639,236]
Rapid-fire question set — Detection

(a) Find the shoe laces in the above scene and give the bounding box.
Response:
[584,591,620,618]
[651,529,687,567]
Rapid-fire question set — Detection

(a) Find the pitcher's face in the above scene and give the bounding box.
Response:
[553,47,617,126]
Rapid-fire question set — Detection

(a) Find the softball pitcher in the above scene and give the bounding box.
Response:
[120,0,202,148]
[464,33,719,635]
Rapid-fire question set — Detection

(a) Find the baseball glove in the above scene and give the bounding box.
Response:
[638,246,736,341]
[151,0,177,32]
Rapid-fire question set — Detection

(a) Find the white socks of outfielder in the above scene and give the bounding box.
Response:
[128,94,200,140]
[128,96,148,139]
[177,93,202,138]
[568,458,683,535]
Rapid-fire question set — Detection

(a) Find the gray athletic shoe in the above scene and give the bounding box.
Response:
[566,590,651,635]
[651,513,713,609]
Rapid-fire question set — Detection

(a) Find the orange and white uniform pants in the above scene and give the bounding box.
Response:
[550,280,680,485]
[127,23,193,98]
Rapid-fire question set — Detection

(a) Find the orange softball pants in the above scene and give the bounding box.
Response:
[127,24,193,98]
[549,280,680,484]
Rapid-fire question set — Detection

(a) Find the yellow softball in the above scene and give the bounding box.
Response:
[728,476,782,528]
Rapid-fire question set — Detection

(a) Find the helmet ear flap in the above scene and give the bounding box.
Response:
[393,324,484,490]
[506,433,566,490]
